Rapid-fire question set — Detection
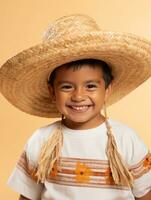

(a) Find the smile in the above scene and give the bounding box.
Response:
[67,105,93,112]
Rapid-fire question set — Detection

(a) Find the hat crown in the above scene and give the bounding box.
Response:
[42,14,101,42]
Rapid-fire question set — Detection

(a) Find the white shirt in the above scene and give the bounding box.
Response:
[7,119,151,200]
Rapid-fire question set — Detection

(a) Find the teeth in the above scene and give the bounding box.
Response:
[71,106,88,110]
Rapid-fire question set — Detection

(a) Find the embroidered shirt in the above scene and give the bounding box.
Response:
[7,119,151,200]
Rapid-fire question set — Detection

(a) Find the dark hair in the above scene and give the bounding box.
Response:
[48,59,114,89]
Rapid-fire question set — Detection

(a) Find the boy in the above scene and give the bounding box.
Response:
[0,14,151,200]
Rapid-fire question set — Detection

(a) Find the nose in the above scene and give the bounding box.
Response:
[71,87,86,102]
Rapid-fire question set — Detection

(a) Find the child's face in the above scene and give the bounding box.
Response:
[48,65,112,129]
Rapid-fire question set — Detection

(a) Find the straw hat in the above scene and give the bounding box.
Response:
[0,14,151,118]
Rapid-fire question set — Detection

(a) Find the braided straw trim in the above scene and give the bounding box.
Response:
[36,123,63,182]
[104,103,133,187]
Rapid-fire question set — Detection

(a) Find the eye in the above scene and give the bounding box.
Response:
[86,83,98,90]
[60,84,73,91]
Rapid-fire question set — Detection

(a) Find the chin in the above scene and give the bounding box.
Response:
[66,116,91,123]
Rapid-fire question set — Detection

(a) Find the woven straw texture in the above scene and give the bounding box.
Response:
[0,14,151,118]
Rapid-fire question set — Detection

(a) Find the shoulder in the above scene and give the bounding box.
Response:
[27,120,61,144]
[108,118,147,144]
[108,118,149,165]
[24,120,61,164]
[109,118,136,134]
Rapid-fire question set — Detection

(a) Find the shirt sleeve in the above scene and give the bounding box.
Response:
[7,129,44,200]
[126,129,151,198]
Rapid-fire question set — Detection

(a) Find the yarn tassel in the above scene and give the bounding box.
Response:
[103,103,133,188]
[36,122,63,182]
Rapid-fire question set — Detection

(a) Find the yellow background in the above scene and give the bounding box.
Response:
[0,0,151,199]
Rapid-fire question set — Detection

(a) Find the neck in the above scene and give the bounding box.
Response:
[62,115,106,130]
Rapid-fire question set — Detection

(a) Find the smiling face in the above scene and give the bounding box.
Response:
[48,64,112,129]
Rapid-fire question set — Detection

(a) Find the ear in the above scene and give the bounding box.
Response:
[104,82,113,102]
[47,83,56,102]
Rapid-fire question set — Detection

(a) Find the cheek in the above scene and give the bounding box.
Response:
[91,89,106,100]
[55,92,68,104]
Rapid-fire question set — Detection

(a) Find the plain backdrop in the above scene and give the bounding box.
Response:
[0,0,151,199]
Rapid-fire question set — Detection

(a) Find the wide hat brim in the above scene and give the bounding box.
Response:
[0,30,151,118]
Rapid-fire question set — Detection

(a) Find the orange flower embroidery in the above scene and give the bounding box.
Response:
[104,168,115,185]
[143,154,151,168]
[75,162,93,183]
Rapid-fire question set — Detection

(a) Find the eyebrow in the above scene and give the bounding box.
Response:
[57,80,102,85]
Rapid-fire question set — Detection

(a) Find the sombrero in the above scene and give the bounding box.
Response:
[0,14,151,118]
